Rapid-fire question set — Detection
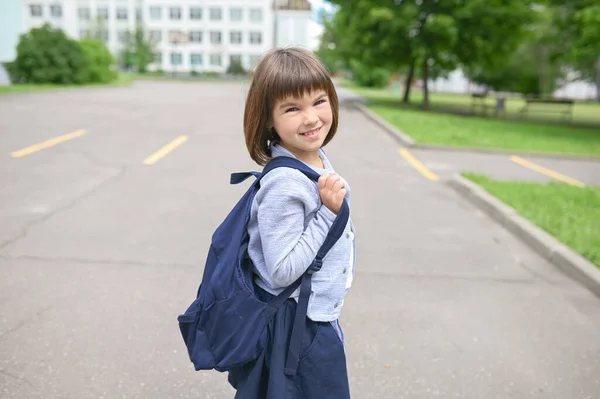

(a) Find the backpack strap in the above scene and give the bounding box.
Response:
[260,155,322,182]
[259,156,350,376]
[230,171,260,184]
[283,199,349,376]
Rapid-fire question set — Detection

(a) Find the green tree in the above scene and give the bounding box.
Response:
[226,58,247,75]
[89,15,109,43]
[121,24,154,73]
[348,59,390,88]
[314,12,344,75]
[548,0,600,101]
[326,0,536,108]
[467,44,547,96]
[8,23,88,84]
[466,4,564,96]
[79,38,117,83]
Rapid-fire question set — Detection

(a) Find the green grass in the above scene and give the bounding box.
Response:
[372,105,600,156]
[0,73,248,94]
[463,173,600,267]
[0,73,134,94]
[347,82,600,125]
[346,83,600,157]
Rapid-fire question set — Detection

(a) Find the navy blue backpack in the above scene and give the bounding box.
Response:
[177,156,349,376]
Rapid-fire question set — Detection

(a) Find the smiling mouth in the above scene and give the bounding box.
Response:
[300,126,321,136]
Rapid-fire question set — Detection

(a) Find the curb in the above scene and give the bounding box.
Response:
[352,101,600,161]
[413,143,600,162]
[352,102,415,146]
[447,174,600,299]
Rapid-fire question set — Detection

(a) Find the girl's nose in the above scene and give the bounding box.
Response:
[304,110,319,125]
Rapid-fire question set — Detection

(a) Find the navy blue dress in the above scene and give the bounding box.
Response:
[227,287,351,398]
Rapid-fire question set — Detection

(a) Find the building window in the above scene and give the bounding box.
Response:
[249,9,262,22]
[190,54,203,66]
[78,7,90,20]
[230,54,242,65]
[210,53,222,66]
[230,8,242,21]
[149,6,161,20]
[190,7,202,20]
[97,29,109,43]
[230,31,242,44]
[136,7,142,21]
[168,30,186,44]
[170,7,181,20]
[153,52,162,65]
[97,7,109,20]
[189,31,203,43]
[118,30,130,44]
[149,30,162,44]
[210,31,222,45]
[116,8,128,20]
[50,5,62,18]
[209,7,222,21]
[30,5,42,17]
[79,29,91,38]
[171,53,183,66]
[249,32,262,45]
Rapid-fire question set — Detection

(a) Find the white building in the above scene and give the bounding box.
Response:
[429,68,598,101]
[16,0,314,73]
[273,0,310,48]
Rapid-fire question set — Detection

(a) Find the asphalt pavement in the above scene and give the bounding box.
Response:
[1,81,599,398]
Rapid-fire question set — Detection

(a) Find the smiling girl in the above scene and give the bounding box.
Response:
[226,47,356,398]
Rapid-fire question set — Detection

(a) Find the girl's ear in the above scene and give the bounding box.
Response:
[269,127,278,140]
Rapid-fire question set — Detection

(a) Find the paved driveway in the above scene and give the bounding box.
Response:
[1,81,599,398]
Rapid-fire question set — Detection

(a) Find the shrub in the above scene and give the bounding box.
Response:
[226,59,246,76]
[79,38,117,83]
[10,23,88,84]
[349,59,390,88]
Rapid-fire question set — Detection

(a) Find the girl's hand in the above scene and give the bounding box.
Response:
[318,173,346,215]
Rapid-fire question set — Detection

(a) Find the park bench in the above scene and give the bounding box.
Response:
[471,92,506,116]
[519,98,574,121]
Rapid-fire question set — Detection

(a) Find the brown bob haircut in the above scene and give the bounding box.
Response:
[243,46,339,166]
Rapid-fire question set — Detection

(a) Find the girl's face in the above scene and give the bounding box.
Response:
[271,89,333,165]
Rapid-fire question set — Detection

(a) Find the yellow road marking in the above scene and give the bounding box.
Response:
[398,148,439,181]
[143,135,188,165]
[10,129,87,158]
[510,155,585,187]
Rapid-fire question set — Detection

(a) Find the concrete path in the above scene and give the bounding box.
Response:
[409,148,600,186]
[336,85,600,187]
[1,81,599,398]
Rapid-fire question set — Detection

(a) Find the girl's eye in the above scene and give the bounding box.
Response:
[315,99,327,106]
[285,107,298,113]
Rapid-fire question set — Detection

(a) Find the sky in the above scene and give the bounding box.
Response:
[307,0,331,49]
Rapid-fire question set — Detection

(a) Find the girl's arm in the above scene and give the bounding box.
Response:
[255,168,336,288]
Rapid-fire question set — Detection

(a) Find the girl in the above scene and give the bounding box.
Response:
[227,47,356,398]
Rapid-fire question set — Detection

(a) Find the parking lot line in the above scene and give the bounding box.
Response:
[510,155,585,187]
[10,129,87,158]
[398,148,439,181]
[143,135,188,165]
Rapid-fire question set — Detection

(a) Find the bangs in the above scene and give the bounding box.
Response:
[265,51,334,107]
[243,47,339,166]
